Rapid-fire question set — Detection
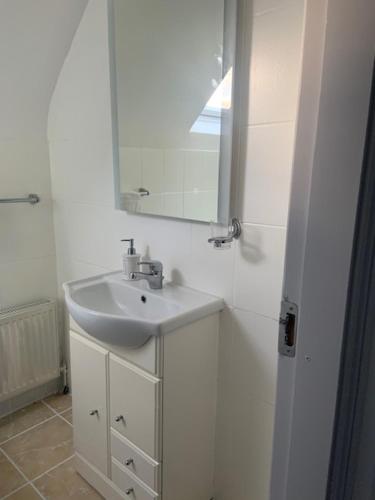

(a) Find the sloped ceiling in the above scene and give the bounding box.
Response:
[0,0,88,139]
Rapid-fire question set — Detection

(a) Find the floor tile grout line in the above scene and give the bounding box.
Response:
[0,447,31,490]
[42,400,73,426]
[0,482,29,500]
[0,397,73,500]
[0,482,45,500]
[31,454,75,483]
[0,400,72,446]
[0,450,75,500]
[60,407,73,416]
[40,400,61,415]
[58,413,73,427]
[41,399,72,416]
[0,414,57,446]
[30,482,47,500]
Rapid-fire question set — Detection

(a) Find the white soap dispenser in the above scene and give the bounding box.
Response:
[121,238,140,280]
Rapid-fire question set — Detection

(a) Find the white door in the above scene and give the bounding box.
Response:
[70,331,109,476]
[270,1,375,499]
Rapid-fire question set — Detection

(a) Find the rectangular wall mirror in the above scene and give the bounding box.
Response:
[109,0,237,224]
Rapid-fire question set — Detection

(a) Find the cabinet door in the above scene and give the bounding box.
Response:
[70,331,109,475]
[109,354,161,459]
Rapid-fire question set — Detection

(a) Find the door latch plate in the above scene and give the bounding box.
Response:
[279,300,298,357]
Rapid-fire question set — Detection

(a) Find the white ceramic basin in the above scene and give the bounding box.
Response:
[63,271,223,348]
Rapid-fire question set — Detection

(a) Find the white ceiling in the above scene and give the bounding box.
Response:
[0,0,88,140]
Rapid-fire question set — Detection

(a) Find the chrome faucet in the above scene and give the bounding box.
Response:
[130,260,164,289]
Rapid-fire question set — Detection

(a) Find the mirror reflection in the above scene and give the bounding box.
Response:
[112,0,234,222]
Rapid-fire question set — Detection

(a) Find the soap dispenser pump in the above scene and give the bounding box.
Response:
[121,238,140,280]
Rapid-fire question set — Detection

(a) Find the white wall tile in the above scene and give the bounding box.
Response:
[163,193,183,218]
[55,253,108,295]
[231,396,275,500]
[185,224,235,304]
[164,149,184,193]
[184,150,219,192]
[53,201,118,270]
[239,123,295,225]
[0,256,57,309]
[204,151,220,190]
[0,203,55,263]
[119,147,142,192]
[141,148,164,194]
[139,193,164,216]
[184,191,218,222]
[184,151,205,192]
[49,139,114,206]
[229,308,279,404]
[215,309,276,500]
[214,309,236,499]
[234,224,286,319]
[248,0,304,124]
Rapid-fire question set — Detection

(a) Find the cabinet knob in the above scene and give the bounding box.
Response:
[124,458,134,466]
[125,488,134,495]
[115,415,124,422]
[89,409,98,416]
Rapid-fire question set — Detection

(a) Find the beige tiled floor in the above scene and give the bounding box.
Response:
[0,394,102,499]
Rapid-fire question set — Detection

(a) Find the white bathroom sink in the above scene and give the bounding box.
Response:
[63,271,223,348]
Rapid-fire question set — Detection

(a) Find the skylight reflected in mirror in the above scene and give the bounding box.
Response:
[190,67,233,136]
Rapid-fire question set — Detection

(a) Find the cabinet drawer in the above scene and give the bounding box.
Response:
[70,332,109,476]
[109,354,161,459]
[111,430,160,493]
[112,458,159,500]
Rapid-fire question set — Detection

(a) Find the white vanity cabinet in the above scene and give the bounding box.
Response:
[69,313,219,500]
[70,333,109,476]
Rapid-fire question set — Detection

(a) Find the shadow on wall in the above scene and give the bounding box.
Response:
[239,225,266,264]
[170,269,185,284]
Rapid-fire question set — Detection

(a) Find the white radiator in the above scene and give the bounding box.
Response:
[0,300,60,402]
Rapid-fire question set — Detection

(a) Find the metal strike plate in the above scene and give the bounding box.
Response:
[278,300,298,357]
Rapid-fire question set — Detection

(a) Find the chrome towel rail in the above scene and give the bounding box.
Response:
[0,193,40,205]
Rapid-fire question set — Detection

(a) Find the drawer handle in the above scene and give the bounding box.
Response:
[125,488,134,495]
[89,409,98,416]
[115,415,125,423]
[124,458,134,466]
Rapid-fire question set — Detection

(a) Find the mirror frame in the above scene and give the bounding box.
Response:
[108,0,239,225]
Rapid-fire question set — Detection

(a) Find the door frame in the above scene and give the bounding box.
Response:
[270,0,375,499]
[326,62,375,500]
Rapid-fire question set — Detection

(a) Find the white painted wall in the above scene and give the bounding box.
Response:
[0,0,87,308]
[48,0,304,498]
